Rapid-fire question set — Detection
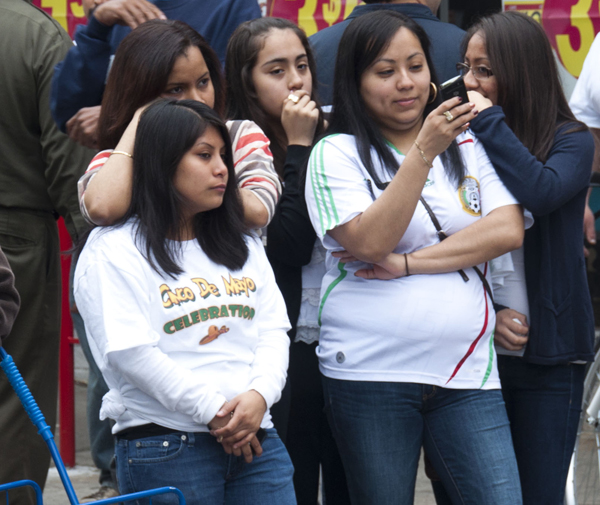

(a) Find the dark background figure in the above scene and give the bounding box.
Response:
[309,0,465,106]
[0,1,94,503]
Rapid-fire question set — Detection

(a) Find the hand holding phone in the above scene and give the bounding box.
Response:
[440,75,469,104]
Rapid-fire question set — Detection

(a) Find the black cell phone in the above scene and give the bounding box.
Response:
[440,75,469,104]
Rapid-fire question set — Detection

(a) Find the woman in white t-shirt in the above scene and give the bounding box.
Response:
[304,11,525,504]
[74,100,295,504]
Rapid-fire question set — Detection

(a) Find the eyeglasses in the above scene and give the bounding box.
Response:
[456,62,494,80]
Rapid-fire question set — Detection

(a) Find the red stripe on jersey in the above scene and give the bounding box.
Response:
[458,139,474,146]
[446,262,490,385]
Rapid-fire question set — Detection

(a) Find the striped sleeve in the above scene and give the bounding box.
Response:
[228,120,281,224]
[305,135,376,239]
[77,150,112,225]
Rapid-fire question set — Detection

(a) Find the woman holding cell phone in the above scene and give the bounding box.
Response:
[304,10,526,504]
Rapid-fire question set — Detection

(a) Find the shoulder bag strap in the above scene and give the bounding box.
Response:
[419,196,494,303]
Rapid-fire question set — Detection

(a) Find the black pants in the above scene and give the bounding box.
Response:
[286,341,350,505]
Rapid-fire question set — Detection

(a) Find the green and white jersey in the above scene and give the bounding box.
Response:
[306,132,522,389]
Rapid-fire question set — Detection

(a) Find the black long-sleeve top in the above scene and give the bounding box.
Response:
[266,145,317,339]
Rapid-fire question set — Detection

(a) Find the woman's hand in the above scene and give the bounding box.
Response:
[494,308,529,351]
[84,102,156,225]
[467,91,493,113]
[93,0,166,29]
[209,390,267,453]
[333,250,408,280]
[415,97,478,161]
[281,90,319,146]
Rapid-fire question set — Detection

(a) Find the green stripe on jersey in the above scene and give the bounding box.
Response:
[318,261,347,326]
[310,136,340,235]
[480,331,495,389]
[385,140,404,156]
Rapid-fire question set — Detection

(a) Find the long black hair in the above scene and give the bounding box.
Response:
[225,17,325,174]
[123,99,249,277]
[463,11,586,163]
[329,10,465,189]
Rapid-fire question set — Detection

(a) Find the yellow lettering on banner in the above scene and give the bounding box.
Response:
[298,0,318,36]
[555,0,594,77]
[42,0,68,31]
[343,0,358,19]
[323,0,342,27]
[70,0,85,18]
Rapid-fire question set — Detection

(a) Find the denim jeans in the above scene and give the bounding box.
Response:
[322,377,522,505]
[498,356,585,505]
[115,429,296,504]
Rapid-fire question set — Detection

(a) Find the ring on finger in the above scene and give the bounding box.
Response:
[217,435,223,443]
[287,93,300,104]
[443,111,454,122]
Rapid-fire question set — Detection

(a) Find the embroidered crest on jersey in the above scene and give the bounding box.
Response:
[458,176,481,216]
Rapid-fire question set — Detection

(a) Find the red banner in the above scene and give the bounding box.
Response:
[267,0,363,36]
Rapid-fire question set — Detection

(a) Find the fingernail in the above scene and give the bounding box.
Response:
[457,97,463,102]
[469,102,475,108]
[474,110,479,116]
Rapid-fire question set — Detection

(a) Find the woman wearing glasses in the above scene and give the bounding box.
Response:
[462,12,595,503]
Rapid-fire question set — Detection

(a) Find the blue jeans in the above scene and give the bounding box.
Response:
[115,429,296,504]
[323,377,522,505]
[498,356,585,505]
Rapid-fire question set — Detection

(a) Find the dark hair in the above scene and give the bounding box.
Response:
[329,10,465,189]
[463,11,586,163]
[98,20,225,150]
[122,99,248,277]
[225,17,324,173]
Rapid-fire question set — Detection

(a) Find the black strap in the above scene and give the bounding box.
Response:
[419,196,494,303]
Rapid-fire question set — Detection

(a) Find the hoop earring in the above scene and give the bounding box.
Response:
[428,82,438,104]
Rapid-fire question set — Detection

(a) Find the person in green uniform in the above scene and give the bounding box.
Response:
[0,247,19,346]
[0,1,94,503]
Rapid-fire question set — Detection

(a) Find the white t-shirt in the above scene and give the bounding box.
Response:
[491,247,529,357]
[305,132,520,389]
[570,32,600,128]
[74,221,290,433]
